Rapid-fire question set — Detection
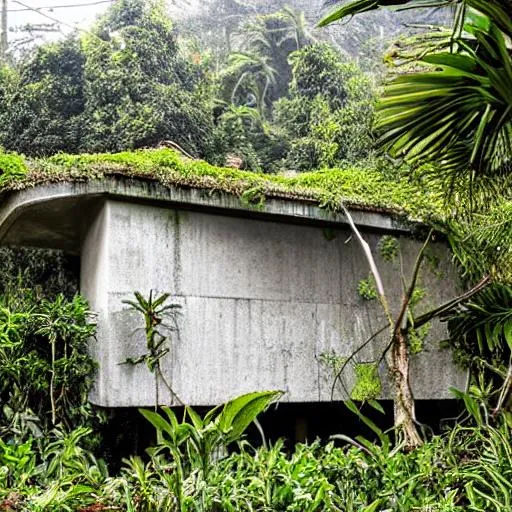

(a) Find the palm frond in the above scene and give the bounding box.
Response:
[318,0,454,27]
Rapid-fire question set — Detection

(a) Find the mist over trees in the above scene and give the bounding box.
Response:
[1,1,512,509]
[0,0,388,173]
[0,0,216,159]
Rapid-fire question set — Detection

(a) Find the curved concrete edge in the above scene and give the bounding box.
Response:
[0,178,414,252]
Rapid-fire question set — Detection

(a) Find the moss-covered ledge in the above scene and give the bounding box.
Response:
[0,148,445,223]
[0,177,426,253]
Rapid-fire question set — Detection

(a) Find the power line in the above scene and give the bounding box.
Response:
[8,0,191,45]
[8,0,113,12]
[11,0,105,38]
[11,0,82,31]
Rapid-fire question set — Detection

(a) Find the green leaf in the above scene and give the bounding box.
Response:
[363,499,385,512]
[186,406,204,430]
[152,292,172,309]
[162,406,179,431]
[139,408,175,438]
[218,390,283,443]
[204,404,222,424]
[368,399,385,415]
[344,399,388,448]
[504,319,512,350]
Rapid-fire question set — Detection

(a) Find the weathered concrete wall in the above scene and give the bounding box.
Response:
[81,199,465,407]
[0,180,466,407]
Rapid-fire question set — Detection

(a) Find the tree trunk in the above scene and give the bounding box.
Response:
[390,330,423,448]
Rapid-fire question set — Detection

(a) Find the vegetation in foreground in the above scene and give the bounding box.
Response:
[4,418,512,511]
[1,0,512,510]
[1,250,512,511]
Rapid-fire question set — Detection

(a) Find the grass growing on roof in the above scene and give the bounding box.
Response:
[0,148,445,221]
[0,150,28,187]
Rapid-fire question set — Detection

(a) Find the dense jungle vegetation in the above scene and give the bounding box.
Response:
[0,0,512,510]
[0,0,378,171]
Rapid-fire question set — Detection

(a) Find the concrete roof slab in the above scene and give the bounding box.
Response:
[0,178,415,253]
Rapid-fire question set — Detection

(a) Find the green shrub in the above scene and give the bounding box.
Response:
[0,291,99,442]
[0,151,27,187]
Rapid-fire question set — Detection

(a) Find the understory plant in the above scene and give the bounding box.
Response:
[0,290,99,443]
[117,421,512,511]
[0,258,511,510]
[122,290,183,405]
[137,390,283,511]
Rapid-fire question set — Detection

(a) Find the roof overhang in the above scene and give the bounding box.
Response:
[0,177,415,254]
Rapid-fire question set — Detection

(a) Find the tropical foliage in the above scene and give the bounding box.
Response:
[275,43,377,170]
[1,0,512,509]
[5,406,512,510]
[81,0,215,157]
[0,0,215,159]
[0,261,98,444]
[447,283,512,420]
[320,0,512,196]
[0,0,377,174]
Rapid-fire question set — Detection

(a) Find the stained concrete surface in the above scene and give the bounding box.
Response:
[82,199,464,406]
[0,180,466,407]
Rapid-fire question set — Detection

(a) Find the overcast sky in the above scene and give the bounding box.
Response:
[9,0,113,41]
[7,0,200,50]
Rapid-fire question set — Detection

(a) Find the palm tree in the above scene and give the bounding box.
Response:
[227,8,315,109]
[227,52,277,117]
[320,1,512,195]
[282,6,316,51]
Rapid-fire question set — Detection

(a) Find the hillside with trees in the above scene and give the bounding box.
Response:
[0,0,382,174]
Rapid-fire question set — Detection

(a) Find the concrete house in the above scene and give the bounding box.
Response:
[0,150,465,408]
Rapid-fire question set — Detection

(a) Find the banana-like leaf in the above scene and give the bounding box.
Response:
[139,408,175,439]
[217,390,283,443]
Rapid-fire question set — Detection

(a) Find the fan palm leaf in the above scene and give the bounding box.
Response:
[319,1,512,189]
[320,0,512,37]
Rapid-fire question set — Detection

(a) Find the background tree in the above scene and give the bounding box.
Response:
[81,0,215,157]
[214,40,377,171]
[0,0,381,174]
[320,0,512,197]
[0,0,217,159]
[0,37,85,156]
[274,43,377,170]
[219,8,314,116]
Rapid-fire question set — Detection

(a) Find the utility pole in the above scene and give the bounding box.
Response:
[0,0,7,64]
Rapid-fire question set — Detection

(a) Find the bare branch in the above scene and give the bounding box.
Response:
[341,204,393,324]
[412,274,492,328]
[328,323,389,400]
[394,229,433,334]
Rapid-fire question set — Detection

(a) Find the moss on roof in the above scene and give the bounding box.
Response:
[0,148,445,222]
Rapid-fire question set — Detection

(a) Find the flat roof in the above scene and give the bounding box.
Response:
[0,177,422,254]
[0,149,444,215]
[0,148,444,252]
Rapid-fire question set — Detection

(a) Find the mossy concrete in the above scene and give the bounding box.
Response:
[0,148,445,222]
[0,178,466,406]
